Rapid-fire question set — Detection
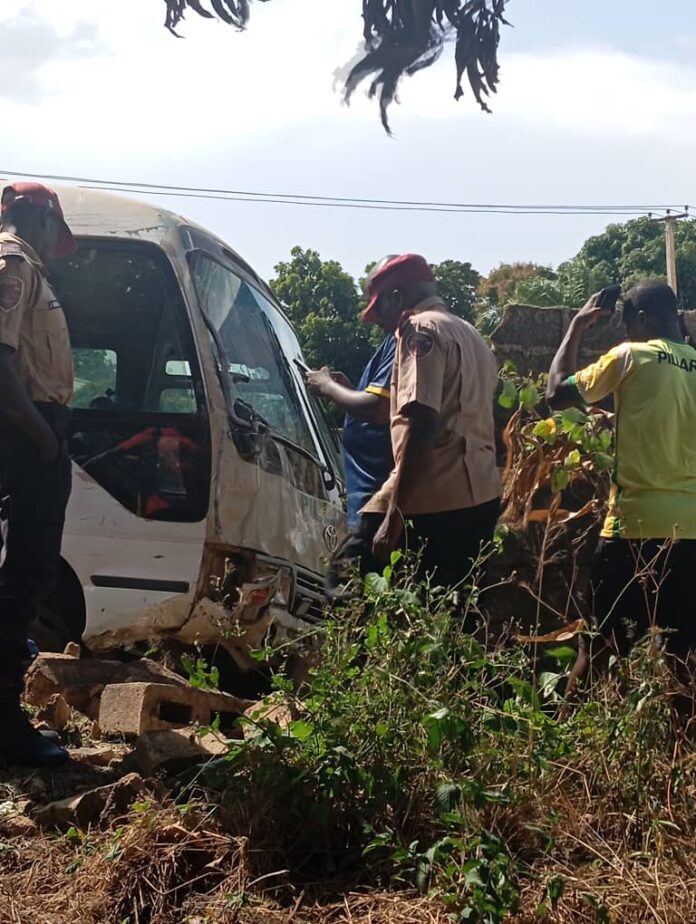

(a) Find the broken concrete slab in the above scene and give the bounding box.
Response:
[24,654,188,717]
[69,745,129,768]
[34,772,153,831]
[0,812,38,839]
[36,693,71,732]
[242,695,295,739]
[98,682,251,738]
[134,728,229,776]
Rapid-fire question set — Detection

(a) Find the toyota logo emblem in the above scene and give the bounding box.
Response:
[324,525,339,553]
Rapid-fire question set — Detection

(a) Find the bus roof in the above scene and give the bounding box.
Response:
[41,185,193,238]
[1,180,272,305]
[20,183,251,271]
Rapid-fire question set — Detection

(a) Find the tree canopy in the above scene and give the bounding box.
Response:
[510,218,696,309]
[478,262,553,307]
[268,218,687,385]
[270,249,491,401]
[270,246,375,388]
[163,0,511,132]
[432,259,481,323]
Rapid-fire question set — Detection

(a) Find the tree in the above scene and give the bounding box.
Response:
[506,217,696,310]
[513,260,611,309]
[72,348,117,408]
[573,217,696,308]
[162,1,510,132]
[432,260,481,323]
[270,246,374,387]
[478,262,554,308]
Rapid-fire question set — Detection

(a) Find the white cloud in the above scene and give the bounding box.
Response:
[0,9,102,102]
[3,1,696,150]
[1,1,694,280]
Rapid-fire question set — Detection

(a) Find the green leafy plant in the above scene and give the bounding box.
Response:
[190,556,693,922]
[181,652,220,691]
[498,364,613,532]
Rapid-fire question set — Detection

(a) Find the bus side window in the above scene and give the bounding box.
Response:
[72,348,118,409]
[56,243,211,523]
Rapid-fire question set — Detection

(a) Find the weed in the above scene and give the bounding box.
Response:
[181,652,220,691]
[188,546,696,922]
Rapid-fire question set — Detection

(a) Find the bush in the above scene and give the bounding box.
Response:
[199,560,696,922]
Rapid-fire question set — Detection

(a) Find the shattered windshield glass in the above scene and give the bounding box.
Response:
[190,254,315,456]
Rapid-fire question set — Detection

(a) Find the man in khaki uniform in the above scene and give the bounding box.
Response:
[360,254,500,592]
[0,182,75,766]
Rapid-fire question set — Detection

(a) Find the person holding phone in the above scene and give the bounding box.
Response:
[546,280,696,691]
[305,257,398,594]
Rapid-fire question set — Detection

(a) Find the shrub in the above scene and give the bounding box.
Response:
[199,560,696,922]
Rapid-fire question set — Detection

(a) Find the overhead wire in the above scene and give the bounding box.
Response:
[77,185,658,216]
[0,168,689,218]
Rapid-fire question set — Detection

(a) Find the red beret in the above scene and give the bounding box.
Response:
[361,253,434,324]
[1,182,76,258]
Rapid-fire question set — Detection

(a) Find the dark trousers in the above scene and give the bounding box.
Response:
[590,537,696,659]
[327,498,501,597]
[0,405,72,702]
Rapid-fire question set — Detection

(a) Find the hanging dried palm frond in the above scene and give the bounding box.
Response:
[345,0,510,132]
[162,0,511,134]
[164,0,254,35]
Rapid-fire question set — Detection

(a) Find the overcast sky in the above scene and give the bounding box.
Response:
[1,0,695,280]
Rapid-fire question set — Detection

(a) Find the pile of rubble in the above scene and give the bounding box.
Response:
[0,647,257,835]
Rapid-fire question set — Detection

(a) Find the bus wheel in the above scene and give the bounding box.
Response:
[29,559,87,653]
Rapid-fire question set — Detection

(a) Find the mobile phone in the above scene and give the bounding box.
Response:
[596,284,622,311]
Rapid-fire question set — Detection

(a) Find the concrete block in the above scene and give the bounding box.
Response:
[70,745,128,768]
[36,693,71,731]
[34,773,151,831]
[98,682,249,738]
[134,728,229,775]
[24,654,187,716]
[242,695,295,739]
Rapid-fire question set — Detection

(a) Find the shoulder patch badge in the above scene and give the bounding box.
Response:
[406,330,435,358]
[0,275,24,313]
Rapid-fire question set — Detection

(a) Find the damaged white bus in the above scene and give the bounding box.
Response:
[31,186,345,677]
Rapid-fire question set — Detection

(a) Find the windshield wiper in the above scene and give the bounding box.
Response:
[234,398,325,468]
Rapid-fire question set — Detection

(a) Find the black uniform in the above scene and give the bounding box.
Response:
[0,232,74,702]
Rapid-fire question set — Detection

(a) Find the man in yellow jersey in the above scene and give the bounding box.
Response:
[546,280,696,688]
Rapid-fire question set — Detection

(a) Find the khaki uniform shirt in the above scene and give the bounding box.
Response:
[363,297,500,515]
[0,232,73,405]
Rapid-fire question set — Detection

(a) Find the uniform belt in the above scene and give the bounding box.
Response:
[33,402,72,439]
[0,403,72,441]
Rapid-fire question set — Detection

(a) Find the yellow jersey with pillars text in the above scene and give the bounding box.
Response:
[569,338,696,539]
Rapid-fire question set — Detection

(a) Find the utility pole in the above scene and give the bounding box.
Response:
[653,209,689,298]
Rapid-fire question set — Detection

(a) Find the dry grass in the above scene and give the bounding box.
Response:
[1,392,692,922]
[0,724,692,924]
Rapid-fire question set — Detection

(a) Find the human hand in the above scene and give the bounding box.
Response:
[573,292,614,332]
[305,366,334,394]
[372,509,403,563]
[330,371,352,389]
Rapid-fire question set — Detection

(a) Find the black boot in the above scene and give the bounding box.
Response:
[39,728,61,743]
[0,702,68,767]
